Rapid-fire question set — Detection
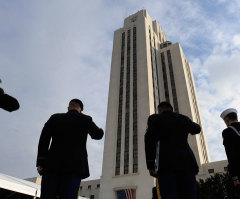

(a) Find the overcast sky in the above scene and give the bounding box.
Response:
[1,0,240,180]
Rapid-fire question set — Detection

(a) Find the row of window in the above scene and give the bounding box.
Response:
[167,50,179,113]
[159,50,179,113]
[116,27,139,176]
[149,29,156,111]
[161,52,170,102]
[81,195,95,199]
[124,29,131,174]
[185,61,209,163]
[149,29,161,112]
[115,32,126,175]
[132,26,138,173]
[80,184,100,190]
[208,167,228,174]
[153,36,161,109]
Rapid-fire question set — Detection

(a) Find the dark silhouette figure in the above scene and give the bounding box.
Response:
[221,108,240,197]
[145,101,201,199]
[37,99,104,199]
[0,80,19,112]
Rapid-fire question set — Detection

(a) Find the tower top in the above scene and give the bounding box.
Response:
[124,9,152,27]
[122,9,167,42]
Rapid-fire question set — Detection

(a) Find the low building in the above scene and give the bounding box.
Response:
[199,160,228,180]
[0,173,89,199]
[80,160,229,199]
[79,179,101,199]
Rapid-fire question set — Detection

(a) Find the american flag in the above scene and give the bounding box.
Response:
[116,189,135,199]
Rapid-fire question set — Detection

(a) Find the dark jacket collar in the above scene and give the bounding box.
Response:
[162,110,173,114]
[67,110,79,114]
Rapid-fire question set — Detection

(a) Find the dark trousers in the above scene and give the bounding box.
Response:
[40,172,81,199]
[157,171,196,199]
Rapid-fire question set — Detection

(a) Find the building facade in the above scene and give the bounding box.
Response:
[79,179,100,199]
[99,10,212,199]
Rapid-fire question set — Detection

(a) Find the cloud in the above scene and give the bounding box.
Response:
[233,35,240,47]
[87,139,104,179]
[225,0,240,17]
[1,0,240,180]
[140,0,240,162]
[191,46,240,161]
[0,0,115,179]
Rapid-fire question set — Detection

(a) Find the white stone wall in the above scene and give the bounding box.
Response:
[79,179,100,199]
[100,10,157,199]
[100,9,212,199]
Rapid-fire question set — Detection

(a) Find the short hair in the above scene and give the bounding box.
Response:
[225,112,238,120]
[158,101,173,111]
[69,99,83,110]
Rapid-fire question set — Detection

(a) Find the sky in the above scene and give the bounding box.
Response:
[0,0,240,180]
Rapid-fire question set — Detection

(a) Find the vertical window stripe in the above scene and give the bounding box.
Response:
[161,52,170,102]
[115,32,125,175]
[167,50,179,113]
[124,29,131,174]
[154,36,161,106]
[149,30,161,112]
[133,27,138,173]
[149,29,157,112]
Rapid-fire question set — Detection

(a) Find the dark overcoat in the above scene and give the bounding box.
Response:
[222,122,240,179]
[145,110,201,174]
[37,110,104,179]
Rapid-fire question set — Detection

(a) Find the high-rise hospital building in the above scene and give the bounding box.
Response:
[79,10,228,199]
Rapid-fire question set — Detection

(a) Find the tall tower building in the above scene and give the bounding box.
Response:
[99,10,210,199]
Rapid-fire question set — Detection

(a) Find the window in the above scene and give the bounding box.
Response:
[133,27,138,174]
[97,184,100,188]
[124,29,131,175]
[208,169,214,174]
[115,167,120,175]
[133,164,138,172]
[115,31,125,176]
[88,185,91,189]
[80,186,82,190]
[167,50,179,113]
[153,36,160,108]
[90,195,94,199]
[161,52,169,102]
[149,29,157,111]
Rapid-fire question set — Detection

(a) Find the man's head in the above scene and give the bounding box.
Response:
[157,101,173,114]
[220,108,238,126]
[68,99,83,113]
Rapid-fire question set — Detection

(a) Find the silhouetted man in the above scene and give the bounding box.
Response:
[221,108,240,189]
[37,99,104,199]
[145,101,201,199]
[0,80,19,112]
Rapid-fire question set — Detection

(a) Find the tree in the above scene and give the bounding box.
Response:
[196,172,239,199]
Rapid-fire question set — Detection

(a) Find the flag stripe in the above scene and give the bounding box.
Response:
[126,190,129,199]
[117,189,135,199]
[129,189,132,199]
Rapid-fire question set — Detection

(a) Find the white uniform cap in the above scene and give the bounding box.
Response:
[220,108,238,120]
